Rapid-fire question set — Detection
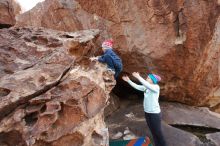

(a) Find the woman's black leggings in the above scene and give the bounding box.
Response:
[145,112,167,146]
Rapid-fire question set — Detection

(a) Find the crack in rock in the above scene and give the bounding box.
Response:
[170,124,220,145]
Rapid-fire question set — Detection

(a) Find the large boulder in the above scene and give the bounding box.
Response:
[206,132,220,146]
[0,0,21,27]
[15,0,109,33]
[15,0,220,108]
[0,27,116,146]
[106,101,220,146]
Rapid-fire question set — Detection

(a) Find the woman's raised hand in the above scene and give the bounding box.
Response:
[122,76,130,82]
[132,72,140,78]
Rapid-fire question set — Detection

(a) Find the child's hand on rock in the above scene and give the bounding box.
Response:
[90,56,98,61]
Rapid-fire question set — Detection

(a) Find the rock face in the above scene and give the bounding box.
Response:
[0,0,21,27]
[161,102,220,129]
[104,93,120,117]
[15,0,109,33]
[206,132,220,146]
[161,102,220,145]
[15,0,220,108]
[0,27,116,146]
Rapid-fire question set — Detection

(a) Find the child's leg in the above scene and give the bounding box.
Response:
[114,64,122,79]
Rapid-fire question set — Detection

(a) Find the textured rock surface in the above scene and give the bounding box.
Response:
[206,132,220,146]
[104,93,120,117]
[15,0,109,34]
[0,27,116,146]
[161,102,220,145]
[15,0,220,107]
[162,123,203,146]
[161,102,220,129]
[0,0,20,27]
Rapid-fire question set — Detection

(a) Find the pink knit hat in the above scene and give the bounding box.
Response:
[153,74,161,82]
[102,39,113,49]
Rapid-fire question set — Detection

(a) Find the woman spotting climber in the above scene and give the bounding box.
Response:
[90,39,123,79]
[122,72,167,146]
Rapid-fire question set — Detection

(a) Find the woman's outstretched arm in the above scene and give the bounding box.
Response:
[132,72,159,92]
[122,76,146,92]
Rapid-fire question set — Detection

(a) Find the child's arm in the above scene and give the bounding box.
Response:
[90,55,105,62]
[98,55,106,63]
[98,54,113,65]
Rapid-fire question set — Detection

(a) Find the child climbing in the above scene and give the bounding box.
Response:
[122,72,167,146]
[90,39,123,79]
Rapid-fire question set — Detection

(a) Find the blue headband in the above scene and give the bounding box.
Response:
[148,74,158,84]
